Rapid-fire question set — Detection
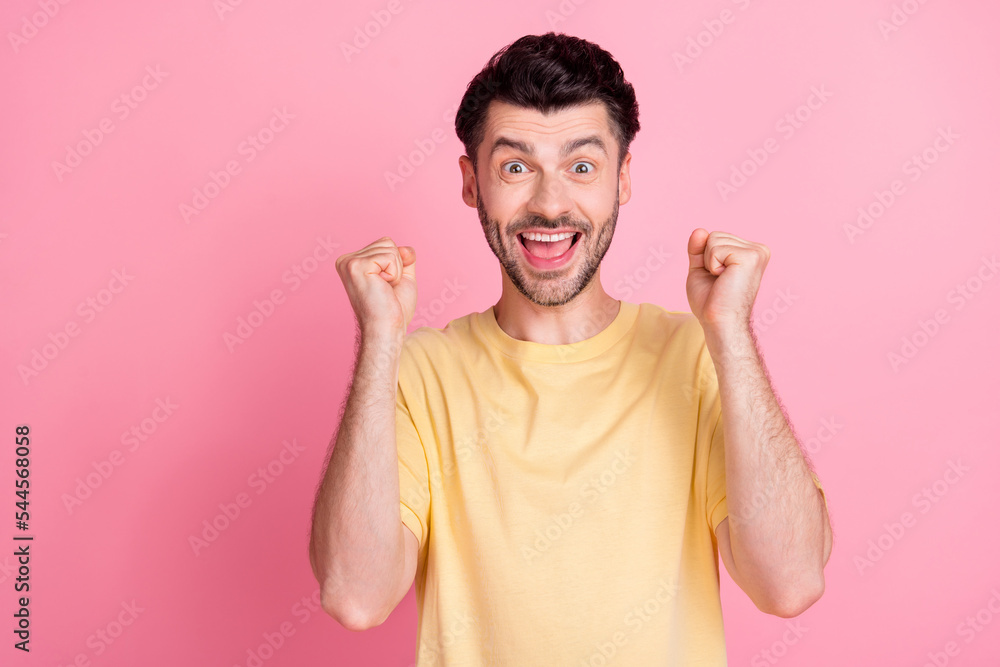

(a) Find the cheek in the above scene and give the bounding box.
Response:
[575,187,614,216]
[483,193,521,226]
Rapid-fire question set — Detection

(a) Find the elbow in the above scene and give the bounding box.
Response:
[320,588,389,632]
[762,575,825,618]
[309,543,378,630]
[321,598,378,632]
[308,542,322,586]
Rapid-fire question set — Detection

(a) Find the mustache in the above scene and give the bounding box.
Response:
[510,216,591,235]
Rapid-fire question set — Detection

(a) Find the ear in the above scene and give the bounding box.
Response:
[618,151,632,205]
[459,154,478,208]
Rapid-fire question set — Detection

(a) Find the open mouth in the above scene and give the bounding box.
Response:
[517,231,581,260]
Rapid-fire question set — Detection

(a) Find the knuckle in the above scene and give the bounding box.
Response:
[346,259,366,278]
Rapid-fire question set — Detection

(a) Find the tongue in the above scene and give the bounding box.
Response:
[524,235,574,259]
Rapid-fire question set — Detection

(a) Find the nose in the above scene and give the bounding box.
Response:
[525,171,573,224]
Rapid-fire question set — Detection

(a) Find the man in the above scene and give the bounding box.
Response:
[309,32,832,666]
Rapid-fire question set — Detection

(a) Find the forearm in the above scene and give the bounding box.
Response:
[309,328,406,626]
[705,324,826,613]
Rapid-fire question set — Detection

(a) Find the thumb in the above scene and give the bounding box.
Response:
[398,245,416,279]
[687,228,709,271]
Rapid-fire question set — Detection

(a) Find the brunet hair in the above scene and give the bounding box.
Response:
[454,32,640,175]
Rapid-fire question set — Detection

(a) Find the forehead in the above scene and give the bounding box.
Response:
[481,99,614,153]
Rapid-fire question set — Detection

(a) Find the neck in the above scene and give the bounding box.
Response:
[492,270,621,345]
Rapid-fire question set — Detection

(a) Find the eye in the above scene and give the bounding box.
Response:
[572,162,594,174]
[502,161,527,174]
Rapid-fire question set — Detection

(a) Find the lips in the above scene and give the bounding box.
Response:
[519,232,577,259]
[517,232,581,270]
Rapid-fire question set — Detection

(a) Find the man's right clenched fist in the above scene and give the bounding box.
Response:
[335,236,417,338]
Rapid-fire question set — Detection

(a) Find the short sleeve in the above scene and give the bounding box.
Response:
[704,394,829,534]
[812,472,828,514]
[695,334,728,535]
[397,370,430,553]
[700,333,829,534]
[706,403,728,535]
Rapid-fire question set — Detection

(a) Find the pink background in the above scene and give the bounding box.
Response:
[3,0,999,665]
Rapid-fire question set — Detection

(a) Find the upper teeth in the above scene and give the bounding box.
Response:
[521,231,575,242]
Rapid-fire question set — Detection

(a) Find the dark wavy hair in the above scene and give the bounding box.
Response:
[455,32,640,175]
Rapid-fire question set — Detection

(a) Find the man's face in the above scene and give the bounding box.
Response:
[461,100,631,307]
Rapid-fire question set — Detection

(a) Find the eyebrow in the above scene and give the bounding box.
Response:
[489,134,608,160]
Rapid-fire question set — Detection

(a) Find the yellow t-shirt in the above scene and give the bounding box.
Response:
[396,300,823,666]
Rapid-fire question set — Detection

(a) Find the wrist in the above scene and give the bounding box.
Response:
[702,317,751,344]
[358,317,406,343]
[702,319,757,362]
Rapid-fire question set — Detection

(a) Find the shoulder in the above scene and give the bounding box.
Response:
[631,302,708,352]
[403,310,476,350]
[399,309,480,374]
